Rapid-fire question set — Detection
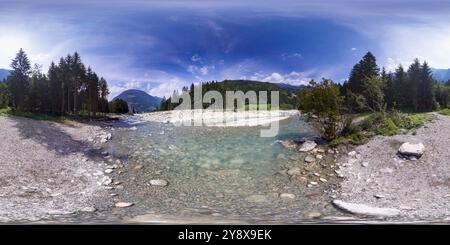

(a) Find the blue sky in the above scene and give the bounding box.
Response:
[1,0,450,99]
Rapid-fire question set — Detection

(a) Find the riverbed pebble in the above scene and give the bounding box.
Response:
[150,179,168,186]
[115,202,134,208]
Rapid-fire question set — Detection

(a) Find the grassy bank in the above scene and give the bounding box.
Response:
[438,108,450,116]
[330,111,435,146]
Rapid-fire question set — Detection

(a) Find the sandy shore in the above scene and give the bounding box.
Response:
[0,115,116,222]
[131,109,300,127]
[336,113,450,221]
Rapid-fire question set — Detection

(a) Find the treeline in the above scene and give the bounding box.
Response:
[300,52,450,141]
[159,80,300,110]
[341,52,449,113]
[0,49,129,116]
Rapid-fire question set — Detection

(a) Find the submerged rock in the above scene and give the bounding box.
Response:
[298,140,317,152]
[304,155,315,163]
[245,194,268,203]
[398,142,425,157]
[287,167,302,176]
[332,200,400,217]
[281,139,297,149]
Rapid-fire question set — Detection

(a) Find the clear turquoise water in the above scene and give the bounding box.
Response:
[106,115,339,222]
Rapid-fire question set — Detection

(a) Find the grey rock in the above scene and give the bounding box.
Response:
[281,139,297,149]
[279,193,296,199]
[150,179,168,186]
[332,200,400,217]
[80,206,97,212]
[398,142,425,157]
[115,202,134,208]
[304,155,316,163]
[298,140,317,152]
[287,167,301,176]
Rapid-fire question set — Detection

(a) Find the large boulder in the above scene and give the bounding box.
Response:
[298,140,317,152]
[398,142,425,157]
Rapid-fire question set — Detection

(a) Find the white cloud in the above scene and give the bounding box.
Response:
[149,78,186,98]
[351,47,357,51]
[249,71,314,85]
[281,52,303,60]
[191,54,202,62]
[187,65,215,76]
[378,23,450,69]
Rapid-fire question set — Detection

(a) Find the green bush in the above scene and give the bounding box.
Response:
[376,117,399,136]
[439,108,450,116]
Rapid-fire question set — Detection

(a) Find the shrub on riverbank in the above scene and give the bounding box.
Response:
[439,108,450,116]
[330,111,431,146]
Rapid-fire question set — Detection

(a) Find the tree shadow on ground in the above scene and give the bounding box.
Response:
[7,115,127,161]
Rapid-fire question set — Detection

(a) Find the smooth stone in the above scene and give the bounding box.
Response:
[316,154,323,160]
[305,155,315,163]
[134,165,144,170]
[304,211,322,219]
[398,142,425,157]
[150,179,168,186]
[101,176,112,186]
[115,202,134,208]
[298,140,317,152]
[281,139,297,149]
[332,200,400,217]
[80,207,97,212]
[279,193,296,199]
[361,162,369,167]
[245,195,268,203]
[348,151,357,157]
[104,169,113,174]
[287,167,302,176]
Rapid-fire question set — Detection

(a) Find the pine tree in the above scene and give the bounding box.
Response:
[347,52,380,95]
[407,59,422,111]
[86,67,99,117]
[381,68,395,109]
[418,62,436,111]
[393,65,407,109]
[7,49,31,110]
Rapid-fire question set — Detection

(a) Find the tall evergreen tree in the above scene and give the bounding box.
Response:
[86,67,99,116]
[347,52,380,95]
[381,68,395,109]
[407,59,422,111]
[418,61,436,111]
[7,48,31,109]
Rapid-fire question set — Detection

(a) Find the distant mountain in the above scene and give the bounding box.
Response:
[114,89,162,112]
[277,83,308,92]
[0,69,11,81]
[432,68,450,82]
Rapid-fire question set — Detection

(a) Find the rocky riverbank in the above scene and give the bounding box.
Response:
[0,115,124,223]
[334,113,450,221]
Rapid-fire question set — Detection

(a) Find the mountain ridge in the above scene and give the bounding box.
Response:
[113,89,162,112]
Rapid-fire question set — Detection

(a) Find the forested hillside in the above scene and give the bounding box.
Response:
[159,80,306,110]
